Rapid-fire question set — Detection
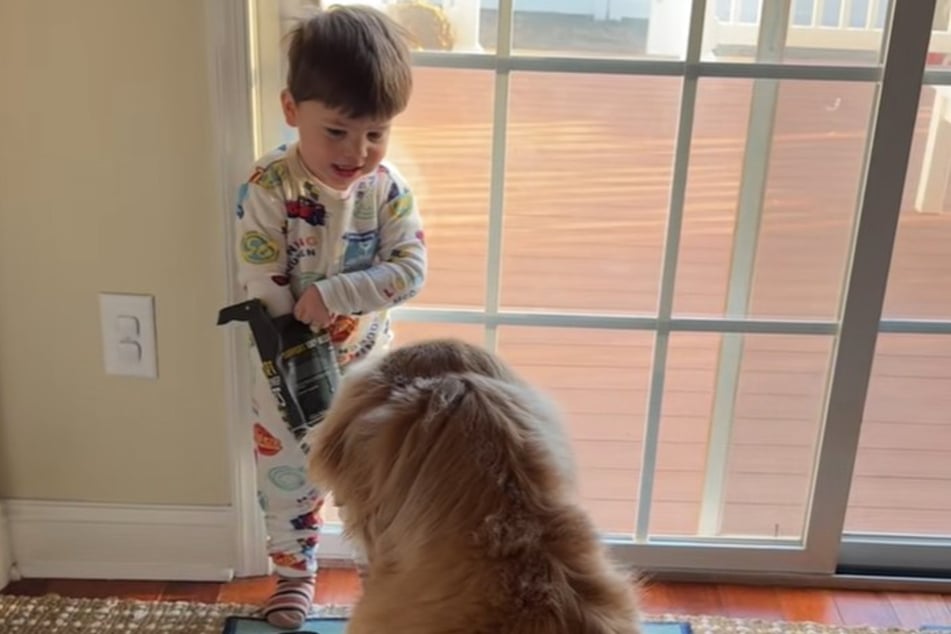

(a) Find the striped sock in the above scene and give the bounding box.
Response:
[263,575,316,629]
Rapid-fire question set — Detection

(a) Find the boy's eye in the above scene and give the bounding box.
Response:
[325,128,345,138]
[367,129,389,143]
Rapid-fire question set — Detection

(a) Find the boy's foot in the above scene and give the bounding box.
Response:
[263,575,316,629]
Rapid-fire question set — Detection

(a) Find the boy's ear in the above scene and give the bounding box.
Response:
[280,89,298,127]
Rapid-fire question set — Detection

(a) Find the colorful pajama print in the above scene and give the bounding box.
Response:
[236,142,427,574]
[251,359,324,576]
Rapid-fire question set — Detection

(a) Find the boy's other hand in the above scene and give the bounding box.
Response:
[294,285,333,329]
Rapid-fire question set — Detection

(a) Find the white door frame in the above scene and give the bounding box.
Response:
[208,0,943,577]
[205,0,355,576]
[205,0,270,577]
[0,502,13,589]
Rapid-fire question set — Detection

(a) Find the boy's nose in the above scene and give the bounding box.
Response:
[346,138,369,162]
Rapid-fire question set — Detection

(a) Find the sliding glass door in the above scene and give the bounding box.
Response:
[247,0,947,576]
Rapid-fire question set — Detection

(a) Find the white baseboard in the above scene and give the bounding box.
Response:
[317,527,357,566]
[4,500,236,582]
[2,499,356,582]
[0,502,12,589]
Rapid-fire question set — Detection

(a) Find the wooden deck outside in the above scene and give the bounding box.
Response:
[369,67,951,539]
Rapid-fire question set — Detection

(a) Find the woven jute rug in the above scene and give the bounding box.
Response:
[0,594,924,634]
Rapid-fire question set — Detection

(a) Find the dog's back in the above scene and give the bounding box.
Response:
[479,503,641,634]
[308,339,641,634]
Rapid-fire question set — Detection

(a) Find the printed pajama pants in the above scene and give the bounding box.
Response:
[250,349,324,578]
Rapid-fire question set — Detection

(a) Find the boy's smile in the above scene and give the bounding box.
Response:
[281,92,392,191]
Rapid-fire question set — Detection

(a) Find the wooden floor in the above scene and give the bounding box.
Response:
[374,67,951,538]
[4,571,951,628]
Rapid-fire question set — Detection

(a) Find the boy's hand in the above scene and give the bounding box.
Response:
[293,285,334,329]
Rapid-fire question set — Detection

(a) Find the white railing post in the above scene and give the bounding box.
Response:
[914,87,951,213]
[698,0,792,538]
[443,0,484,52]
[649,0,719,59]
[842,0,853,28]
[646,0,694,58]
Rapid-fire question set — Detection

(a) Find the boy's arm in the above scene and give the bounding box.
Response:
[315,184,427,315]
[235,181,295,317]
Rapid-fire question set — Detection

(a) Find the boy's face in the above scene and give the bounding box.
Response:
[281,92,393,191]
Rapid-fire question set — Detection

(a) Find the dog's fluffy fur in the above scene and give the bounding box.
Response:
[308,338,641,634]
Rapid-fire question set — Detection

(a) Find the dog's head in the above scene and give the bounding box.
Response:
[306,338,577,562]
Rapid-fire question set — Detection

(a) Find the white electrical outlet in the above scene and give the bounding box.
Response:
[99,293,158,379]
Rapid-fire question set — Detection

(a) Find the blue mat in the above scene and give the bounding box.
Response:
[223,615,692,634]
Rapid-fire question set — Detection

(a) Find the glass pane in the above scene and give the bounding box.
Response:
[703,0,887,66]
[819,0,843,28]
[500,73,680,314]
[649,334,720,536]
[845,335,951,536]
[388,68,494,308]
[511,0,694,59]
[497,327,654,535]
[391,320,485,347]
[291,1,493,54]
[881,86,951,319]
[386,0,484,52]
[650,333,834,539]
[673,79,876,319]
[927,0,951,68]
[792,0,815,28]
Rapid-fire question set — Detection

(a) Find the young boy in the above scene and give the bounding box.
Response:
[235,5,426,628]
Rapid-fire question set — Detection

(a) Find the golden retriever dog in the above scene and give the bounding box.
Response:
[307,338,641,634]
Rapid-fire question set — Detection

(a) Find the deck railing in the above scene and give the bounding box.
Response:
[707,0,951,57]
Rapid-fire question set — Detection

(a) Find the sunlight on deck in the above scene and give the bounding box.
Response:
[379,67,951,539]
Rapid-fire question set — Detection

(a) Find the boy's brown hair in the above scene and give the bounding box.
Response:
[285,4,414,120]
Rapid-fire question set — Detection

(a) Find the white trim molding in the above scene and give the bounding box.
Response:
[4,501,236,582]
[204,0,270,577]
[805,0,937,568]
[0,502,13,589]
[204,0,355,575]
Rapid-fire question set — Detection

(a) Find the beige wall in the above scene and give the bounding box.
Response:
[0,0,231,505]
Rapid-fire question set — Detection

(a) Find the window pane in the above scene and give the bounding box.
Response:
[497,327,653,535]
[702,0,887,66]
[391,321,485,347]
[792,0,814,28]
[673,79,875,319]
[389,68,494,308]
[500,73,680,314]
[651,333,834,539]
[511,0,692,59]
[926,0,951,68]
[867,86,951,537]
[819,0,843,28]
[650,334,720,536]
[845,334,951,536]
[305,1,492,54]
[386,0,475,52]
[881,86,951,319]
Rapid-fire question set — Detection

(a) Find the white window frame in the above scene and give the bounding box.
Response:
[206,0,948,578]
